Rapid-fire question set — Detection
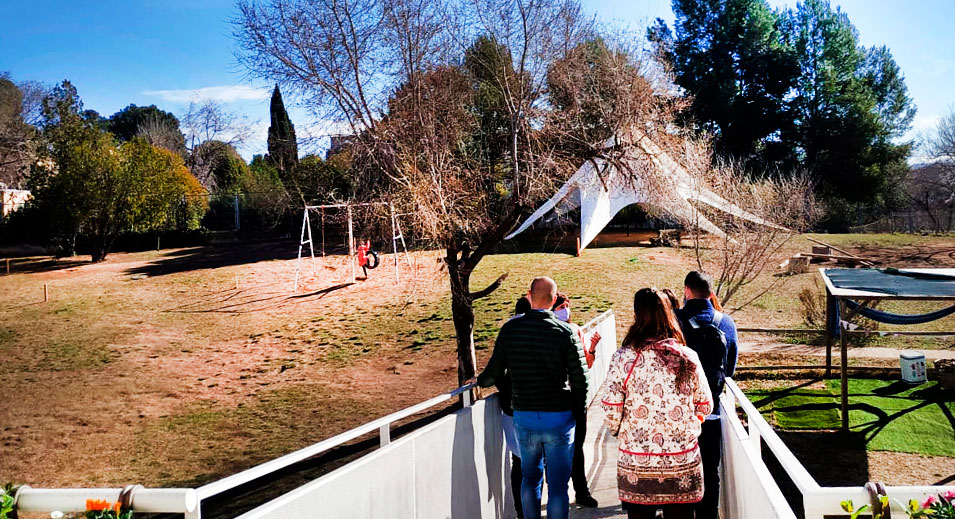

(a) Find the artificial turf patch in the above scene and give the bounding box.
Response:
[747,379,955,457]
[747,388,841,430]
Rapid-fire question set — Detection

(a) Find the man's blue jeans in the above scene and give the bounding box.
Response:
[513,410,576,519]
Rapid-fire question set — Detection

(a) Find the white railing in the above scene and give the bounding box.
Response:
[722,378,955,518]
[235,395,510,519]
[195,383,475,501]
[14,487,198,517]
[580,309,617,405]
[11,385,476,519]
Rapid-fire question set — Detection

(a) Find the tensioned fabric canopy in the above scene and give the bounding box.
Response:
[504,130,785,251]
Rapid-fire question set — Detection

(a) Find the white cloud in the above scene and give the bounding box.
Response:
[913,114,940,134]
[142,85,270,103]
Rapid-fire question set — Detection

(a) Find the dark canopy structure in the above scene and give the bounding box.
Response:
[820,268,955,430]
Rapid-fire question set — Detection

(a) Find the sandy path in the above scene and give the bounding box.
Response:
[740,337,955,360]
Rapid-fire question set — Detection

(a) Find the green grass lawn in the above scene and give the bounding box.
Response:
[748,379,955,457]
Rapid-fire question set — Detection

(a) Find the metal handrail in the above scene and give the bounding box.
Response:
[195,383,475,500]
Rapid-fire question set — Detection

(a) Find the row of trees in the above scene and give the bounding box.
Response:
[8,81,209,260]
[0,73,355,260]
[648,0,916,227]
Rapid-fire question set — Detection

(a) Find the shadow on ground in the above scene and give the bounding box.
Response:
[125,242,296,277]
[164,282,353,314]
[2,256,90,275]
[765,430,869,517]
[852,243,955,267]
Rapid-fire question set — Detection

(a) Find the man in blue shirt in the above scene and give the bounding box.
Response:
[677,271,738,519]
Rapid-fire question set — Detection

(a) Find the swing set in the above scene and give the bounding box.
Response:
[293,202,412,290]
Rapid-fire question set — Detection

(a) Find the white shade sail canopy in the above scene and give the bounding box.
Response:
[505,131,785,251]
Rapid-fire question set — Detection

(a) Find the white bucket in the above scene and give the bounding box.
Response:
[900,352,927,384]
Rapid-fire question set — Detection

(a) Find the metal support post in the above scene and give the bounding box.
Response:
[839,298,849,432]
[825,286,833,377]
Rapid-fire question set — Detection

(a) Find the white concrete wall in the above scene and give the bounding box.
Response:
[719,397,798,519]
[236,310,618,519]
[236,396,512,519]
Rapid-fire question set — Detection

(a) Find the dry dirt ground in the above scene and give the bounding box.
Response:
[0,234,952,489]
[1,246,464,487]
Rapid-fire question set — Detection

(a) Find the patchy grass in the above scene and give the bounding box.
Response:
[0,234,952,487]
[131,384,396,487]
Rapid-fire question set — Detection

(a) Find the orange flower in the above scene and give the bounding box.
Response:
[85,499,112,511]
[113,501,122,513]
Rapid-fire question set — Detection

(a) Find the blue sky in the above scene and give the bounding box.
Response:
[2,0,953,160]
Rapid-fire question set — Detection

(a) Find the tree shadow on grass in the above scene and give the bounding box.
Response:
[756,380,955,494]
[125,242,297,277]
[164,283,354,314]
[1,256,91,275]
[749,378,823,409]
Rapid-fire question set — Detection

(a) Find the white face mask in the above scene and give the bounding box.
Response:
[554,307,571,323]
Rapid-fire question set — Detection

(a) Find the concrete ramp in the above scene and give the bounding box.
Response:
[569,411,626,519]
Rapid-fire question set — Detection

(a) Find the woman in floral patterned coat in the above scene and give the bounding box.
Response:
[599,288,713,519]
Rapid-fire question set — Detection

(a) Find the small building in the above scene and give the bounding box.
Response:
[326,134,354,159]
[0,187,31,217]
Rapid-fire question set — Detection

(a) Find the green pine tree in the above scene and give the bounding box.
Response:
[266,84,298,177]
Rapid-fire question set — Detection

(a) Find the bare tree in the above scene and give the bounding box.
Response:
[684,143,818,309]
[181,99,255,149]
[0,74,48,187]
[137,115,186,154]
[911,107,955,231]
[235,0,685,384]
[180,99,255,189]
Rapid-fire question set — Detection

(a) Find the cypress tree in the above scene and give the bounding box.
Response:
[266,84,298,176]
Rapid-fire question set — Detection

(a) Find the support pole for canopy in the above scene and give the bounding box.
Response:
[839,297,849,432]
[825,286,833,377]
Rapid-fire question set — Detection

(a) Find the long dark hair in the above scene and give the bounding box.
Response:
[621,288,694,393]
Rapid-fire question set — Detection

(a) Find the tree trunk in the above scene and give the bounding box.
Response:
[90,231,113,263]
[447,255,477,387]
[91,242,108,263]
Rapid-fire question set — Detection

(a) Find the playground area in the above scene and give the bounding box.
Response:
[0,233,953,490]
